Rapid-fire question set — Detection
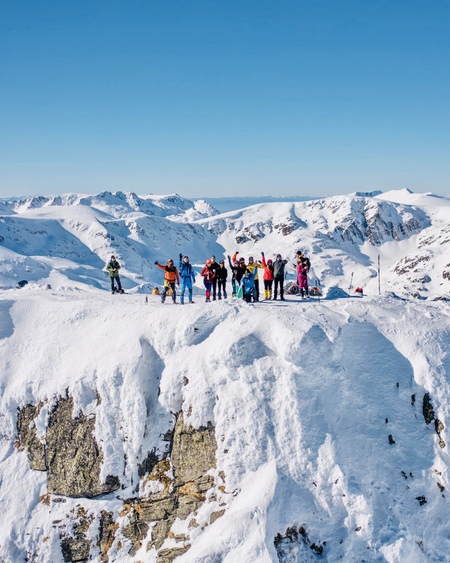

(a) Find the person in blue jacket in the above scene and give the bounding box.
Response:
[241,267,258,303]
[178,253,196,304]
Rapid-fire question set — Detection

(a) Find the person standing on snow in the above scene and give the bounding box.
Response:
[106,255,123,294]
[297,260,309,298]
[241,267,258,302]
[260,252,274,300]
[155,258,180,304]
[273,254,288,300]
[296,250,311,273]
[246,256,264,301]
[178,253,196,304]
[200,259,216,302]
[210,255,220,300]
[216,259,228,299]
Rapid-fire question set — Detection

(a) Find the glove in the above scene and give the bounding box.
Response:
[235,251,239,254]
[154,261,158,265]
[261,251,264,256]
[179,253,183,260]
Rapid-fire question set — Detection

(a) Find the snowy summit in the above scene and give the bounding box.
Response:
[0,189,449,563]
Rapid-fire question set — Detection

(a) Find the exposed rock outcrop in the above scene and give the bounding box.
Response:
[17,396,120,498]
[122,412,219,559]
[16,403,46,471]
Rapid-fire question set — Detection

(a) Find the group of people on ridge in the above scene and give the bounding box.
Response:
[106,249,311,303]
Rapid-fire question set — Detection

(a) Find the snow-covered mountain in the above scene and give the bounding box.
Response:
[1,188,449,299]
[0,189,450,563]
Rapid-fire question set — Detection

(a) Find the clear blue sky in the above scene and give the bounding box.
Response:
[1,0,449,198]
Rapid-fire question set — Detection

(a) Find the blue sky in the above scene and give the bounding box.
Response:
[1,0,449,198]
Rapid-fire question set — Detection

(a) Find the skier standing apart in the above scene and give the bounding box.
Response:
[200,259,216,302]
[260,252,274,300]
[297,259,309,298]
[216,258,228,299]
[273,254,288,301]
[178,253,196,304]
[210,256,220,300]
[155,258,180,304]
[106,255,123,294]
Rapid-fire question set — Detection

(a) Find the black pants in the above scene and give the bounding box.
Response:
[254,279,259,301]
[264,280,273,293]
[212,277,218,299]
[217,279,227,299]
[161,282,176,303]
[111,276,122,292]
[274,277,284,299]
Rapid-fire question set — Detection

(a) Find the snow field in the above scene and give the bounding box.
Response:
[0,289,449,561]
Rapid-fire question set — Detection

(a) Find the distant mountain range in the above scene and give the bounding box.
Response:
[1,189,449,299]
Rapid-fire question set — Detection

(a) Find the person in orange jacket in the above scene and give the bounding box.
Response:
[155,258,180,303]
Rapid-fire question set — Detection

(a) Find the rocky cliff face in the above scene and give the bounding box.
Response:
[17,399,222,562]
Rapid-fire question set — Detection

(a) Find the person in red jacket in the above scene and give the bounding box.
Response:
[261,252,274,300]
[200,259,216,302]
[155,258,180,303]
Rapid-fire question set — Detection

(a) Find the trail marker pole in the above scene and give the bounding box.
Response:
[378,255,381,295]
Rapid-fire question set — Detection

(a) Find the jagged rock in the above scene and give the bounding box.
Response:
[423,393,435,425]
[60,536,91,563]
[46,396,120,498]
[121,412,220,558]
[171,413,217,486]
[138,450,159,478]
[98,511,119,562]
[435,419,444,435]
[16,403,46,471]
[157,545,191,563]
[210,509,226,524]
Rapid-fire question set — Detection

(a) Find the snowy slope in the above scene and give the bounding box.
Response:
[1,189,449,300]
[0,290,449,562]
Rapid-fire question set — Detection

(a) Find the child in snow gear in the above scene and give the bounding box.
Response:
[241,267,258,302]
[106,256,123,293]
[155,259,180,303]
[261,252,274,299]
[178,253,196,304]
[297,260,309,298]
[216,259,228,299]
[273,254,288,300]
[201,259,216,302]
[210,256,220,300]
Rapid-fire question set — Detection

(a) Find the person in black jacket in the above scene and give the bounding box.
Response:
[216,259,228,299]
[210,255,220,300]
[273,254,288,300]
[106,255,123,294]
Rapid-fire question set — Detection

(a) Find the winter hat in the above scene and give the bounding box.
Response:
[268,259,273,264]
[276,254,282,259]
[111,255,116,260]
[206,259,212,265]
